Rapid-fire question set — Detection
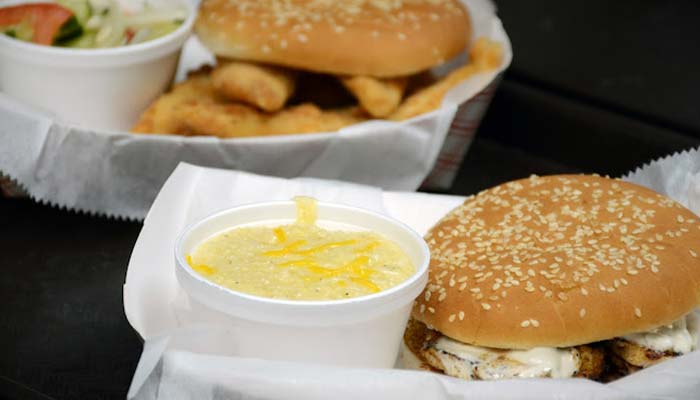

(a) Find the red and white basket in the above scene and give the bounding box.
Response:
[422,78,501,190]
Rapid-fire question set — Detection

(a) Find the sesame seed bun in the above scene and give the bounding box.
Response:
[413,175,700,349]
[195,0,471,77]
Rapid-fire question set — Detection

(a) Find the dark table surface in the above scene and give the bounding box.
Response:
[2,1,700,399]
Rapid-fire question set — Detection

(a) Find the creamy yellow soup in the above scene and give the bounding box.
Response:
[187,197,415,300]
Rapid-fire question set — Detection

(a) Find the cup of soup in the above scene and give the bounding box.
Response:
[174,197,430,368]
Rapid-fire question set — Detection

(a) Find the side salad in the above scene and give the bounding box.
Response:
[0,0,187,48]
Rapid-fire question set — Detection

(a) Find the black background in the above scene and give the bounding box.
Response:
[2,1,700,398]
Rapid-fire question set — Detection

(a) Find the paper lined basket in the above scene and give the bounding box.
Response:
[0,0,511,220]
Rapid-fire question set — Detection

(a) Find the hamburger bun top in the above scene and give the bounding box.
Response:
[195,0,471,77]
[413,175,700,349]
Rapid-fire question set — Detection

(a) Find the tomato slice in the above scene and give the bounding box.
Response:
[0,3,74,45]
[125,28,135,44]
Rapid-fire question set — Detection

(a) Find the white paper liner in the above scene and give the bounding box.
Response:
[125,150,700,399]
[623,147,700,213]
[0,0,512,219]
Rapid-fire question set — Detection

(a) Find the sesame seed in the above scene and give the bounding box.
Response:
[691,250,698,258]
[634,307,642,318]
[458,311,465,320]
[557,292,568,301]
[448,314,456,322]
[428,307,436,314]
[521,320,531,328]
[580,308,586,318]
[397,32,407,40]
[438,292,447,302]
[530,319,540,327]
[297,33,308,42]
[481,303,491,310]
[581,288,588,296]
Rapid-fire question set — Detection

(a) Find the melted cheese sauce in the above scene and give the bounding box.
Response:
[187,197,415,300]
[432,336,578,379]
[623,310,700,354]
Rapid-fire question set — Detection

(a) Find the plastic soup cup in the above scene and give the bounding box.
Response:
[175,200,430,368]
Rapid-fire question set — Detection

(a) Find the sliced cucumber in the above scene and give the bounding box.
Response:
[59,30,96,48]
[57,0,92,25]
[54,16,83,44]
[2,21,33,42]
[144,21,180,41]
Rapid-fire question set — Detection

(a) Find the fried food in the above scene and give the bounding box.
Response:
[211,60,296,112]
[391,38,504,120]
[132,70,222,135]
[137,98,365,138]
[265,104,365,136]
[340,76,407,118]
[176,102,265,138]
[132,37,503,138]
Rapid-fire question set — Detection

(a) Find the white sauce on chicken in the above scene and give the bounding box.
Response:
[431,336,578,379]
[623,310,700,354]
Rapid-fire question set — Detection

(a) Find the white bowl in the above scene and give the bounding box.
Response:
[0,0,196,131]
[174,200,430,368]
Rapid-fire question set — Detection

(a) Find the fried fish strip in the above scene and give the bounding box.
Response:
[390,38,504,121]
[131,70,222,134]
[160,102,365,138]
[340,76,407,118]
[211,60,296,112]
[264,104,365,135]
[175,101,265,138]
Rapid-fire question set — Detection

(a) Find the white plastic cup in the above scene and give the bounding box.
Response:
[174,200,430,368]
[0,0,196,131]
